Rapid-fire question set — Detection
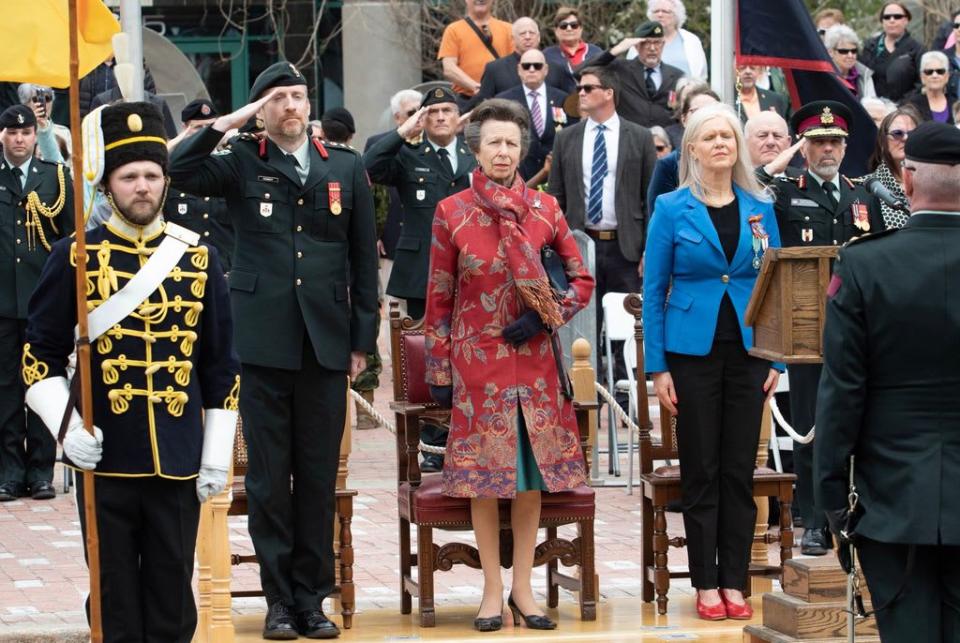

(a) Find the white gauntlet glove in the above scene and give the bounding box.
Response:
[197,408,238,503]
[25,376,103,470]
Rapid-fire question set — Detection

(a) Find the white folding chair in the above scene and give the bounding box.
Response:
[601,292,635,476]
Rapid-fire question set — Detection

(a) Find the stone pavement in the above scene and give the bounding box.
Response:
[0,324,790,638]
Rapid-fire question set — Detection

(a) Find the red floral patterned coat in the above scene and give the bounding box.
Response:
[424,184,595,498]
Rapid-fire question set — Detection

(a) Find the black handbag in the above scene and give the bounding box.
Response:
[541,245,573,399]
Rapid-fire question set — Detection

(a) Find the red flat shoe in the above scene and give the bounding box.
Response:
[720,593,753,620]
[696,595,727,621]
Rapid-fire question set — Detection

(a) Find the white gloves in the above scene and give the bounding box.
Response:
[197,408,238,502]
[25,376,103,470]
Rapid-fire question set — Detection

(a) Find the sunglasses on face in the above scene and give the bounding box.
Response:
[835,47,858,55]
[887,129,910,141]
[923,68,947,76]
[520,62,545,71]
[882,13,906,20]
[655,144,667,152]
[818,29,827,36]
[405,109,417,117]
[954,22,960,29]
[557,21,580,30]
[577,84,605,93]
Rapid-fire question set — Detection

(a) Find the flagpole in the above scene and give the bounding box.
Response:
[67,2,103,641]
[710,0,737,104]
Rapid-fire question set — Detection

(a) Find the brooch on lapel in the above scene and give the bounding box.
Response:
[749,214,769,270]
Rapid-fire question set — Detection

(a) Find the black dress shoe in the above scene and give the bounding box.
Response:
[800,527,830,556]
[507,593,556,630]
[296,609,340,639]
[29,481,56,500]
[263,602,299,640]
[0,482,27,502]
[420,453,444,473]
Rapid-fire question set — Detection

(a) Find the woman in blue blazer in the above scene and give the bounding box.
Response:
[643,104,783,621]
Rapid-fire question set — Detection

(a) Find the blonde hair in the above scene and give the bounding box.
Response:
[678,103,770,202]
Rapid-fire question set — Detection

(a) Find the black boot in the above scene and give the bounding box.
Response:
[297,608,340,639]
[263,602,299,640]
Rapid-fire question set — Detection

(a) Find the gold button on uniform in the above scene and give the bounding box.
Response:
[296,225,303,232]
[297,198,304,205]
[16,239,20,244]
[721,274,730,283]
[202,213,209,219]
[180,192,186,198]
[296,278,302,286]
[203,196,210,202]
[203,231,210,237]
[297,251,303,259]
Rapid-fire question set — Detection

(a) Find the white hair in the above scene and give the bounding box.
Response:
[921,50,949,72]
[860,96,895,115]
[649,125,671,146]
[389,89,423,117]
[647,0,687,28]
[823,24,860,50]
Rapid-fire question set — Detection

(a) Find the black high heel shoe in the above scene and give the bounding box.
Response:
[473,600,503,632]
[508,593,556,630]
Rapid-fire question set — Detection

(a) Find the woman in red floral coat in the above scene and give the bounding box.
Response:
[424,99,595,632]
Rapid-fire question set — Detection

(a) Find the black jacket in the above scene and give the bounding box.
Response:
[79,62,157,119]
[860,31,925,102]
[495,84,572,181]
[91,87,177,138]
[578,51,683,128]
[900,89,957,124]
[468,52,568,109]
[736,88,792,124]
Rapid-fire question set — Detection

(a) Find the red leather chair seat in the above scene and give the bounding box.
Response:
[650,464,784,478]
[400,476,595,526]
[401,334,432,405]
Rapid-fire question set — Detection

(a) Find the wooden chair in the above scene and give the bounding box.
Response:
[389,302,599,627]
[624,294,795,615]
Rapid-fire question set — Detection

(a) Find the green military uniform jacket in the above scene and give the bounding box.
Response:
[168,127,378,371]
[764,169,885,248]
[814,212,960,545]
[163,191,234,271]
[0,157,74,319]
[363,131,474,301]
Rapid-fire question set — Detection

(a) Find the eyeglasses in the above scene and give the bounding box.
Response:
[954,22,960,29]
[818,29,827,36]
[834,47,858,55]
[923,68,947,76]
[881,13,906,20]
[405,108,417,117]
[886,129,910,141]
[576,84,605,93]
[557,20,580,30]
[655,144,667,152]
[520,62,545,71]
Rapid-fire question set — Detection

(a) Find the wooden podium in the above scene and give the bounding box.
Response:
[744,247,839,364]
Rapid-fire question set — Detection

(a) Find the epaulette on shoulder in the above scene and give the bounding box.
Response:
[838,227,898,259]
[232,132,260,145]
[36,157,65,167]
[324,140,361,155]
[842,174,863,188]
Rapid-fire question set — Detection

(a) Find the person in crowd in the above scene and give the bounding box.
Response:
[0,105,74,504]
[543,6,602,95]
[645,0,707,79]
[471,18,566,108]
[644,102,781,621]
[744,111,793,169]
[650,125,673,159]
[665,78,707,148]
[815,122,960,643]
[424,98,594,633]
[954,98,960,126]
[16,84,69,161]
[437,0,513,103]
[902,51,956,124]
[758,101,883,557]
[581,21,683,128]
[814,8,845,39]
[169,62,378,640]
[734,64,790,123]
[548,66,656,410]
[23,101,239,641]
[647,85,720,212]
[825,25,877,99]
[946,10,960,100]
[496,49,569,181]
[78,56,159,119]
[865,105,921,229]
[89,80,179,138]
[860,3,924,103]
[319,106,356,145]
[164,99,235,272]
[861,95,896,126]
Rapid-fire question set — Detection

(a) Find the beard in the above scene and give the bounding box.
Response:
[109,191,164,226]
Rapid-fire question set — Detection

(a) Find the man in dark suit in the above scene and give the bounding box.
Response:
[0,105,74,503]
[734,64,791,124]
[496,49,571,183]
[169,62,378,640]
[815,122,960,641]
[547,65,656,403]
[580,20,683,128]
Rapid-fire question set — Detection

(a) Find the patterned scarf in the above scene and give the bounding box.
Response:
[470,167,564,329]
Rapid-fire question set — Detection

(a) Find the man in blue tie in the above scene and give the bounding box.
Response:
[548,66,657,404]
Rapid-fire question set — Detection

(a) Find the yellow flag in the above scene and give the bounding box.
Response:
[0,0,120,88]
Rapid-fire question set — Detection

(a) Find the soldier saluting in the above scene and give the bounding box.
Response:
[169,62,378,640]
[22,102,240,641]
[758,99,884,557]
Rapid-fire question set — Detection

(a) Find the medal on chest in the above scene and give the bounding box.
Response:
[749,214,770,270]
[260,202,273,217]
[329,181,342,215]
[852,202,870,232]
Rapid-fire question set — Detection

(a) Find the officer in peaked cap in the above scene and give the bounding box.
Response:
[23,100,240,641]
[758,99,883,557]
[0,103,74,503]
[169,62,377,640]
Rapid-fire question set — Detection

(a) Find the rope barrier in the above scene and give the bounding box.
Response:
[348,389,446,455]
[769,396,815,444]
[594,381,641,435]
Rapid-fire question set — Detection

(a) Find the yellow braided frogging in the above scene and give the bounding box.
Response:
[24,164,67,252]
[224,375,240,411]
[21,344,49,386]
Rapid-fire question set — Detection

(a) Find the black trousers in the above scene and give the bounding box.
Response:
[593,238,641,400]
[788,363,826,529]
[76,475,200,643]
[241,338,346,612]
[667,340,770,589]
[0,317,54,486]
[859,537,960,642]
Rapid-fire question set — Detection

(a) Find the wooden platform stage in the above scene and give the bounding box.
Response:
[232,596,755,642]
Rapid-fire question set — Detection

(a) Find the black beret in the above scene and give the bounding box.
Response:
[790,100,851,138]
[181,98,218,123]
[321,106,355,134]
[635,21,665,38]
[420,86,458,109]
[0,104,36,129]
[904,121,960,165]
[249,61,307,101]
[100,102,168,179]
